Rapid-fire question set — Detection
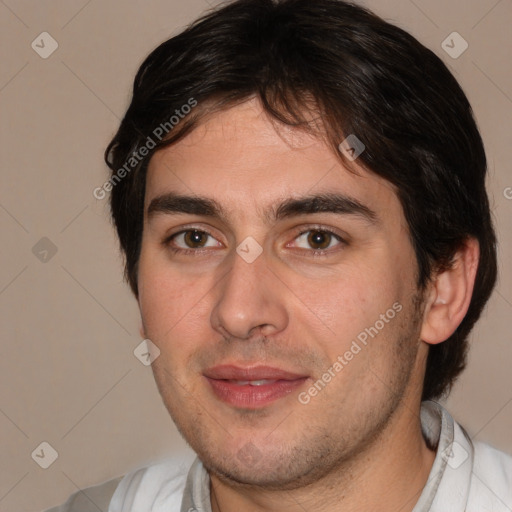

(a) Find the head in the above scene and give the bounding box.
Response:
[104,0,497,488]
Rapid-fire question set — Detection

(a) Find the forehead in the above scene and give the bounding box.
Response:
[145,98,402,224]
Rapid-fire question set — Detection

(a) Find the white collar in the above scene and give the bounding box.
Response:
[180,401,474,512]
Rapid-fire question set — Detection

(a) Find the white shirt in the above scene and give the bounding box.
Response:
[108,401,512,511]
[46,401,512,511]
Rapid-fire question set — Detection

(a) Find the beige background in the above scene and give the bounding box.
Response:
[0,0,511,510]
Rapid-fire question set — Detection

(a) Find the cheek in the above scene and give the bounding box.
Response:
[306,261,403,331]
[307,265,415,368]
[137,251,200,339]
[137,260,224,361]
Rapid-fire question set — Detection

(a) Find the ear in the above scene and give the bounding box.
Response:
[420,238,480,345]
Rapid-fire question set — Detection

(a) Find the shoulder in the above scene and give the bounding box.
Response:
[467,440,512,511]
[43,451,196,512]
[43,476,123,512]
[108,451,196,511]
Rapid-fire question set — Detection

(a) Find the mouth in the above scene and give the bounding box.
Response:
[203,365,309,409]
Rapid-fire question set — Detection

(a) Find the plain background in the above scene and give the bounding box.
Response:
[0,0,511,510]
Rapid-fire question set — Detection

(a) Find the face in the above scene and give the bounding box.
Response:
[138,98,427,488]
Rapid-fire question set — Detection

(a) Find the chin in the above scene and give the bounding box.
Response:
[195,439,339,490]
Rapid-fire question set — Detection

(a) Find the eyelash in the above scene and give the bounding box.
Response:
[290,227,345,256]
[163,225,346,257]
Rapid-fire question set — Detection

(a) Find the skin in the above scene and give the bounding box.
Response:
[137,97,479,512]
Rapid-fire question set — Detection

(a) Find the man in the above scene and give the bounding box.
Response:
[48,0,512,510]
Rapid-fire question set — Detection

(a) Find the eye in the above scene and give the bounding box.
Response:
[290,229,344,252]
[167,229,221,251]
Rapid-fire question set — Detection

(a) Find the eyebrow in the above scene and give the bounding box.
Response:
[147,192,378,225]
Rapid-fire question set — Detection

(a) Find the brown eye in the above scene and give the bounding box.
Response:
[183,230,209,248]
[307,230,333,250]
[168,229,221,252]
[291,229,344,253]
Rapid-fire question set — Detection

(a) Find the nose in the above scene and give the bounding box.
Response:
[210,245,288,340]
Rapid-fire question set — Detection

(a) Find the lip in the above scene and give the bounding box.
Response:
[203,364,307,381]
[203,365,309,409]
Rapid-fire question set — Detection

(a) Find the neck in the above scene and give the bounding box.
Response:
[209,399,436,512]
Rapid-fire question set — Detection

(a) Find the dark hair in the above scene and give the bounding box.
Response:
[105,0,497,401]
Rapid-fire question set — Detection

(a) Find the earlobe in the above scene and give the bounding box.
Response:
[420,238,479,345]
